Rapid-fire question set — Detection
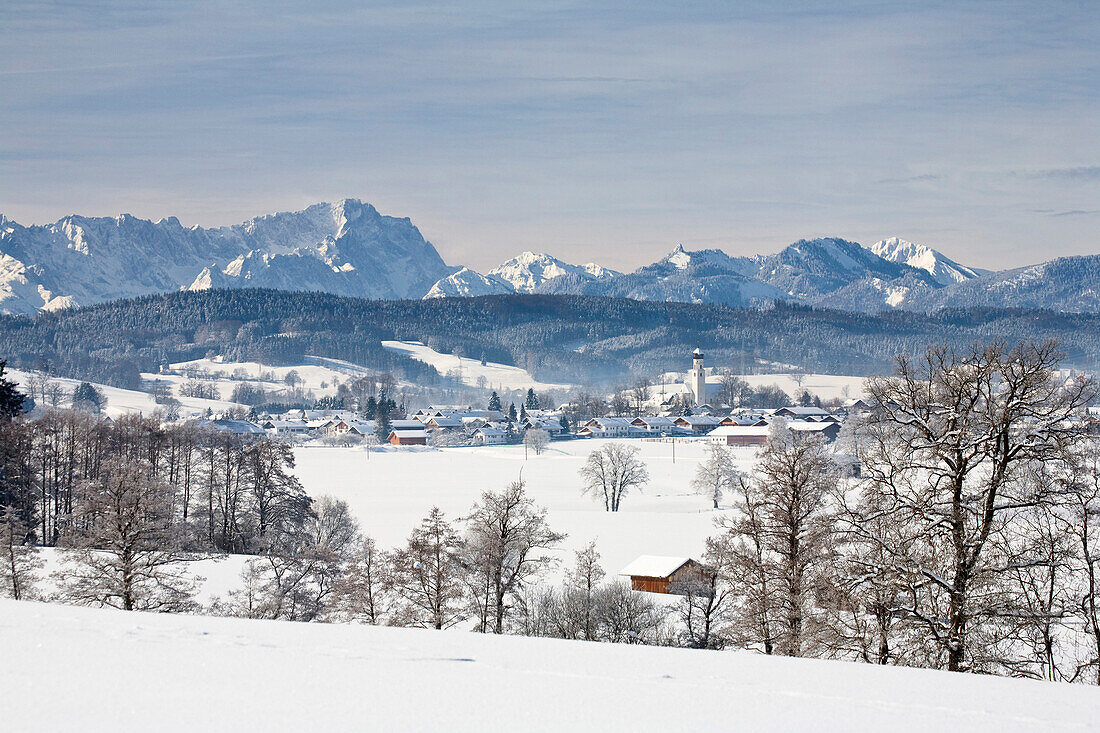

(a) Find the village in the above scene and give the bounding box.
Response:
[202,349,868,453]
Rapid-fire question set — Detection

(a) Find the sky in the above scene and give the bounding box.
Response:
[1,1,1098,272]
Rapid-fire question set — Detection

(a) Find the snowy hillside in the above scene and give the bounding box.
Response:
[869,237,988,285]
[381,340,574,391]
[7,368,239,419]
[4,599,1095,732]
[489,251,620,292]
[423,267,514,298]
[0,200,450,314]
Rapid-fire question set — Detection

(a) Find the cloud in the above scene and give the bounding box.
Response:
[1020,166,1100,181]
[1050,209,1100,217]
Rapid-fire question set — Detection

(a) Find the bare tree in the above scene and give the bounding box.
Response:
[329,536,391,624]
[524,428,550,456]
[691,442,738,509]
[554,540,606,640]
[389,507,467,629]
[462,481,565,633]
[579,443,649,512]
[708,421,837,657]
[0,505,41,600]
[57,458,198,612]
[858,341,1092,672]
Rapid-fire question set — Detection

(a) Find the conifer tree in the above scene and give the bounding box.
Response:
[524,388,540,411]
[374,389,393,443]
[488,391,502,412]
[0,361,27,420]
[508,403,517,422]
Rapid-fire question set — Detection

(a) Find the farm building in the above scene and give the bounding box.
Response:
[618,555,712,595]
[707,425,770,447]
[388,429,428,446]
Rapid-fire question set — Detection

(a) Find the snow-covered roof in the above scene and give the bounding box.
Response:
[777,406,832,416]
[390,429,427,438]
[708,425,770,437]
[788,421,837,432]
[619,555,694,578]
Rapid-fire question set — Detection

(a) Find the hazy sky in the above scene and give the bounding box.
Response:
[1,1,1098,272]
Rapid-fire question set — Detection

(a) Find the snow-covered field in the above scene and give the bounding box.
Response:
[381,340,574,391]
[3,598,1095,732]
[652,371,869,404]
[7,368,237,419]
[295,439,742,578]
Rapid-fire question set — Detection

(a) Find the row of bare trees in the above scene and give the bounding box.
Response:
[681,341,1100,683]
[0,410,310,556]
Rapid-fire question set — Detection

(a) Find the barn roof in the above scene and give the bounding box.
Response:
[618,555,694,578]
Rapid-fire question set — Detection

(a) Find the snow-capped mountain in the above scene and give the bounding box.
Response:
[541,244,789,307]
[869,237,989,286]
[0,200,450,314]
[423,267,514,299]
[488,251,619,293]
[913,255,1100,312]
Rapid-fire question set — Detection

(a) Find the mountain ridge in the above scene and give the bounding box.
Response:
[3,200,1098,315]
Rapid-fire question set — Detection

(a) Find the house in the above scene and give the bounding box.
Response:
[773,406,833,420]
[674,415,722,433]
[619,555,712,595]
[261,419,312,437]
[718,415,768,427]
[208,419,267,437]
[788,420,841,442]
[630,416,678,433]
[425,416,464,430]
[578,417,640,438]
[707,424,771,447]
[388,429,427,446]
[472,427,506,445]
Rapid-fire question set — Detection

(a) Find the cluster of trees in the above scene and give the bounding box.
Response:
[682,341,1100,682]
[0,410,310,558]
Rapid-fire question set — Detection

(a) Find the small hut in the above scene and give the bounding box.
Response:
[618,555,711,595]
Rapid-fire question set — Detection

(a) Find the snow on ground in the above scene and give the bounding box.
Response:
[3,598,1096,732]
[295,439,744,578]
[381,340,574,391]
[726,373,867,401]
[7,369,238,419]
[657,371,869,402]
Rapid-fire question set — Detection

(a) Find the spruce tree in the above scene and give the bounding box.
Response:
[508,403,517,422]
[519,404,528,422]
[374,389,393,443]
[0,361,27,420]
[524,388,540,411]
[488,391,502,412]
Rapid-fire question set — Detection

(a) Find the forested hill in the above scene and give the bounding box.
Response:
[2,288,1099,389]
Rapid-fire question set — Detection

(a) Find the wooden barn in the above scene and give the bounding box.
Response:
[388,429,427,446]
[618,555,711,595]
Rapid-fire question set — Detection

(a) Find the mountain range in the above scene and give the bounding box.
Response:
[1,198,1097,316]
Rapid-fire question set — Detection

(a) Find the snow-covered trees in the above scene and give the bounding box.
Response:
[707,422,838,657]
[0,505,40,600]
[461,481,564,633]
[524,428,550,456]
[70,381,106,413]
[57,458,198,612]
[852,341,1093,672]
[691,442,738,509]
[389,507,467,629]
[579,443,649,512]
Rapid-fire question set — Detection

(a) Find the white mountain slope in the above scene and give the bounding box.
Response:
[869,237,989,286]
[0,200,450,315]
[489,251,619,292]
[4,600,1096,731]
[423,267,515,298]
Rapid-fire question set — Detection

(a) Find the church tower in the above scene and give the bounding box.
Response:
[691,348,706,406]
